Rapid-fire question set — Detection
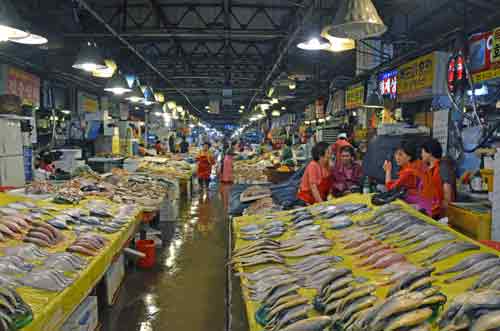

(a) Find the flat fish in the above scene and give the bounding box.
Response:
[384,308,433,331]
[445,258,500,283]
[357,249,394,267]
[426,241,480,264]
[471,265,500,289]
[329,219,353,230]
[348,240,380,255]
[371,253,406,269]
[282,246,330,258]
[435,253,498,275]
[399,228,444,247]
[405,233,455,254]
[387,267,435,297]
[279,316,332,331]
[471,310,500,331]
[359,244,390,258]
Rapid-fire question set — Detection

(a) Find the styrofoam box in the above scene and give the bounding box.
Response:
[61,295,98,331]
[105,254,125,305]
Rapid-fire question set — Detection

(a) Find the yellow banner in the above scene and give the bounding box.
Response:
[491,27,500,63]
[345,83,365,109]
[397,52,435,100]
[82,96,98,113]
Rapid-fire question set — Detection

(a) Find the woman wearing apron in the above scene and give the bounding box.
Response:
[197,142,215,191]
[297,142,332,205]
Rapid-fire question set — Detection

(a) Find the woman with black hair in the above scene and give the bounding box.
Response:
[383,141,421,203]
[297,141,332,205]
[419,138,455,218]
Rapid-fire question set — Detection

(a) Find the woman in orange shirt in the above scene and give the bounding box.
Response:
[383,141,421,203]
[419,139,454,218]
[297,142,332,205]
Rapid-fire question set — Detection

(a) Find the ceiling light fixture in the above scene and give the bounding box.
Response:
[238,109,243,113]
[125,80,145,103]
[93,59,117,78]
[297,37,330,51]
[272,110,280,117]
[72,42,107,72]
[240,105,245,110]
[288,80,297,90]
[329,0,387,40]
[104,71,132,95]
[321,26,356,52]
[167,101,177,110]
[0,1,29,42]
[270,98,279,105]
[11,33,47,45]
[281,106,286,111]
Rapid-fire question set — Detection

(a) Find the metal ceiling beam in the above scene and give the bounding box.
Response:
[247,2,314,110]
[75,0,203,116]
[64,30,286,39]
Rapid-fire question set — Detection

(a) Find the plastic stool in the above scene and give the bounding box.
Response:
[136,240,156,268]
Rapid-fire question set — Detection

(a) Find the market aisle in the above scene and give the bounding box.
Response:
[101,186,245,331]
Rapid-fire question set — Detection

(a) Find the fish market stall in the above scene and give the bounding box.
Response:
[0,193,143,330]
[232,194,500,331]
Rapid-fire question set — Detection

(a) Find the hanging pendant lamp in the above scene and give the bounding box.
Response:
[73,42,107,72]
[0,1,29,42]
[329,0,387,40]
[104,71,132,95]
[321,26,356,52]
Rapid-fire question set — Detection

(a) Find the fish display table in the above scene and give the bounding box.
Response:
[232,194,500,331]
[0,193,143,330]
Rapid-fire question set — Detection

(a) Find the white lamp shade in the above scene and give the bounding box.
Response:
[330,0,387,40]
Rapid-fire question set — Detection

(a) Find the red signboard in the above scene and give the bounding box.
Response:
[6,66,40,106]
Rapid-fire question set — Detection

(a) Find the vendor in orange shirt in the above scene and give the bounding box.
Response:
[419,139,455,218]
[383,141,421,203]
[297,142,332,205]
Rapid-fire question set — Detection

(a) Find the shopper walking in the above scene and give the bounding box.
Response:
[168,134,176,153]
[197,142,215,191]
[221,142,235,183]
[180,137,189,154]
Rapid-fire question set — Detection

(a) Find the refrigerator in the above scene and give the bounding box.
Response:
[0,118,26,187]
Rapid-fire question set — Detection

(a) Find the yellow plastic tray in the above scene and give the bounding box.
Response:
[232,194,500,331]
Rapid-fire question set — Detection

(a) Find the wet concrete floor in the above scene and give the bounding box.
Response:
[101,184,247,331]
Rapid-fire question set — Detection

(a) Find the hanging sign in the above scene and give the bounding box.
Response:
[491,27,500,64]
[397,51,449,102]
[397,53,435,101]
[345,83,365,109]
[378,69,398,99]
[6,66,40,106]
[78,92,99,113]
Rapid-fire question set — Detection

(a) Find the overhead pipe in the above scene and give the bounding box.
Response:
[75,0,203,116]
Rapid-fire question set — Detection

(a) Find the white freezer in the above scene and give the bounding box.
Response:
[0,119,23,156]
[0,156,25,187]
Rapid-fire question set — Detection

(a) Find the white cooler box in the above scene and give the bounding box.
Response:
[61,295,98,331]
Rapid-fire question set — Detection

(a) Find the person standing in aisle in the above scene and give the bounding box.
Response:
[280,139,294,164]
[221,142,235,183]
[168,134,176,153]
[197,142,215,192]
[331,133,352,165]
[297,142,332,205]
[419,139,455,218]
[154,140,164,155]
[180,136,189,154]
